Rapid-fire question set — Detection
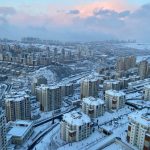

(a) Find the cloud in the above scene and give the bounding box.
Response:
[0,7,16,16]
[66,9,80,15]
[119,10,130,17]
[93,8,130,18]
[0,2,150,42]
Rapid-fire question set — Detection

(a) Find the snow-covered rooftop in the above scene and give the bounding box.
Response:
[129,109,150,127]
[82,97,104,106]
[104,79,120,84]
[8,120,33,137]
[37,84,60,90]
[105,90,125,97]
[145,84,150,89]
[63,110,91,126]
[5,92,29,102]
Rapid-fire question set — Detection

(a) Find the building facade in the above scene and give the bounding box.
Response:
[60,83,74,97]
[138,60,149,80]
[5,94,31,122]
[60,111,93,142]
[8,120,33,145]
[80,78,99,99]
[105,90,125,110]
[36,85,62,112]
[31,75,47,95]
[116,56,136,72]
[82,97,104,118]
[144,85,150,101]
[103,79,120,91]
[127,110,150,150]
[0,108,7,150]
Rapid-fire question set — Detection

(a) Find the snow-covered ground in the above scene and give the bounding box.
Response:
[33,124,60,150]
[95,106,132,126]
[33,107,133,150]
[103,142,125,150]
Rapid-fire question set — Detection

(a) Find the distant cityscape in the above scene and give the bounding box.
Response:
[0,37,150,150]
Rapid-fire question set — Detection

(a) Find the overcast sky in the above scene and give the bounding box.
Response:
[0,0,150,42]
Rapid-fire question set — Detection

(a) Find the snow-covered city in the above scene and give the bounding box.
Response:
[0,1,150,150]
[0,38,150,150]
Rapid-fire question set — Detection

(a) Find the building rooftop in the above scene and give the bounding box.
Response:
[83,96,104,106]
[129,109,150,127]
[145,84,150,89]
[8,120,33,137]
[38,84,60,90]
[105,90,125,97]
[63,110,91,126]
[104,79,120,84]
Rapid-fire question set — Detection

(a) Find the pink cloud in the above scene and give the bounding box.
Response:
[75,0,136,17]
[7,0,137,28]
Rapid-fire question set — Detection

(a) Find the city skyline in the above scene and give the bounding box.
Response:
[0,0,150,41]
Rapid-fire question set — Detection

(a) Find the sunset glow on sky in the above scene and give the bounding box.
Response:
[0,0,150,41]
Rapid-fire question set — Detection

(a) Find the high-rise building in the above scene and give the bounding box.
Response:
[5,94,31,122]
[80,78,99,99]
[144,85,150,101]
[103,79,120,91]
[60,111,93,142]
[116,56,136,72]
[31,75,47,95]
[138,60,149,80]
[82,97,104,118]
[60,82,74,97]
[36,85,62,112]
[0,108,7,150]
[105,90,125,110]
[127,110,150,150]
[119,77,130,89]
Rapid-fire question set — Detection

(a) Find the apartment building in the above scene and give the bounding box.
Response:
[105,90,125,110]
[0,108,7,150]
[36,84,62,111]
[5,93,31,122]
[60,111,93,142]
[144,85,150,101]
[82,97,104,118]
[127,110,150,150]
[81,78,99,99]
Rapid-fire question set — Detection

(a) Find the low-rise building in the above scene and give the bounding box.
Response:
[7,120,33,145]
[82,97,104,118]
